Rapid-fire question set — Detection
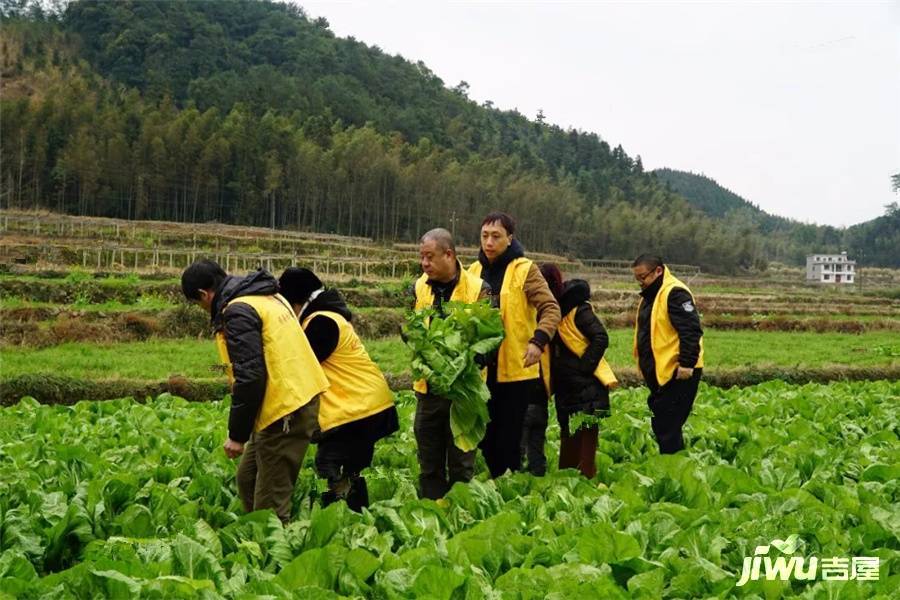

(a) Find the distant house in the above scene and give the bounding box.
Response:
[806,251,856,284]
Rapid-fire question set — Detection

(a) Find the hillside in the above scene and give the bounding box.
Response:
[1,0,896,271]
[654,169,899,268]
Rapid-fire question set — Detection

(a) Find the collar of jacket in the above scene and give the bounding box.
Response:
[477,238,525,275]
[211,269,279,330]
[426,260,462,290]
[560,279,591,314]
[639,272,664,302]
[299,288,352,323]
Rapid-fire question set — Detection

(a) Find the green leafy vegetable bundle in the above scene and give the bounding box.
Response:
[403,301,504,451]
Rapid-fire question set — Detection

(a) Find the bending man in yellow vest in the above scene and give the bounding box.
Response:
[181,260,328,524]
[412,228,490,499]
[278,267,399,512]
[469,212,561,478]
[631,254,704,454]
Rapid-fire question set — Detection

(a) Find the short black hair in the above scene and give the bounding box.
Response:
[278,267,323,306]
[181,259,227,300]
[632,254,665,270]
[481,211,516,236]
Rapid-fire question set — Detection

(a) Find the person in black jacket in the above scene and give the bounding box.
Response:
[632,254,704,454]
[278,268,399,512]
[181,260,328,524]
[540,264,614,479]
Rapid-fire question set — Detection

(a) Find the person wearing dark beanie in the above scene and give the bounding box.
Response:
[278,267,398,512]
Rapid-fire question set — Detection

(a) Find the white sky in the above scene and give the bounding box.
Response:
[300,1,900,227]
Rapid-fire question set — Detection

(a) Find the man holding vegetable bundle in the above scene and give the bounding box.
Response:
[469,212,561,478]
[411,228,491,499]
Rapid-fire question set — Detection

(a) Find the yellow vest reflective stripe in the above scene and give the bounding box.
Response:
[215,294,329,433]
[632,267,705,387]
[558,307,618,389]
[301,311,394,432]
[468,257,539,383]
[412,267,485,394]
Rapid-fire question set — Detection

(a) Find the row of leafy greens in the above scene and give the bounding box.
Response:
[1,379,898,598]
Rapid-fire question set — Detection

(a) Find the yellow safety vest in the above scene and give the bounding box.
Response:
[558,307,618,389]
[216,294,329,433]
[301,310,394,432]
[468,257,539,383]
[632,267,704,387]
[412,267,485,394]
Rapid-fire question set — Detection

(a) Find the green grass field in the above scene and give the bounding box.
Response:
[3,329,896,382]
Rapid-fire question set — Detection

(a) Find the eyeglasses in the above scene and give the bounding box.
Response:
[634,269,658,283]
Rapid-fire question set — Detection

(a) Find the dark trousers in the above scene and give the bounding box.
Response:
[315,431,376,513]
[315,434,376,484]
[647,369,702,454]
[559,424,598,478]
[414,393,476,499]
[236,396,319,524]
[520,401,548,476]
[481,378,544,478]
[315,406,398,512]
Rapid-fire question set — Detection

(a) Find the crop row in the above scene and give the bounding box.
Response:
[1,381,897,597]
[4,364,900,406]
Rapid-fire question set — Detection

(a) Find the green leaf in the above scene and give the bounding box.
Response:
[170,533,227,591]
[573,522,642,565]
[627,568,666,599]
[411,564,466,599]
[89,569,142,598]
[344,547,381,582]
[275,546,343,590]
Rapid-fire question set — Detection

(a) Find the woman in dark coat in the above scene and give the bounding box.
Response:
[540,264,616,479]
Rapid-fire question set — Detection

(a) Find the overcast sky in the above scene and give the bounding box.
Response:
[300,1,899,228]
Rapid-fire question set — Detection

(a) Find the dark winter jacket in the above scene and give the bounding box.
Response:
[635,275,703,390]
[299,288,353,362]
[549,279,610,418]
[211,269,281,443]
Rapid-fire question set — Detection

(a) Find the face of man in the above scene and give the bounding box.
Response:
[632,264,663,290]
[420,239,457,283]
[193,289,215,314]
[480,220,512,263]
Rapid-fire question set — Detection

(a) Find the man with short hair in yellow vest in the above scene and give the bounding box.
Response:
[631,254,704,454]
[412,228,490,499]
[468,212,561,478]
[181,260,328,524]
[278,267,399,512]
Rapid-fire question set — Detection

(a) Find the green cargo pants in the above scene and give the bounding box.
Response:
[236,396,319,524]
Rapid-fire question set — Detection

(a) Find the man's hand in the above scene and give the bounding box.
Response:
[223,438,245,459]
[523,342,543,368]
[675,366,694,381]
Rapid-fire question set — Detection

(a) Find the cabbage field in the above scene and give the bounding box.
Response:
[2,380,897,599]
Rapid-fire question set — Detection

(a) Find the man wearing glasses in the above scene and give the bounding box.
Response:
[631,254,704,454]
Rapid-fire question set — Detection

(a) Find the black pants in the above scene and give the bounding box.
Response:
[647,369,702,454]
[520,401,548,476]
[414,393,476,499]
[315,406,398,511]
[481,378,545,478]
